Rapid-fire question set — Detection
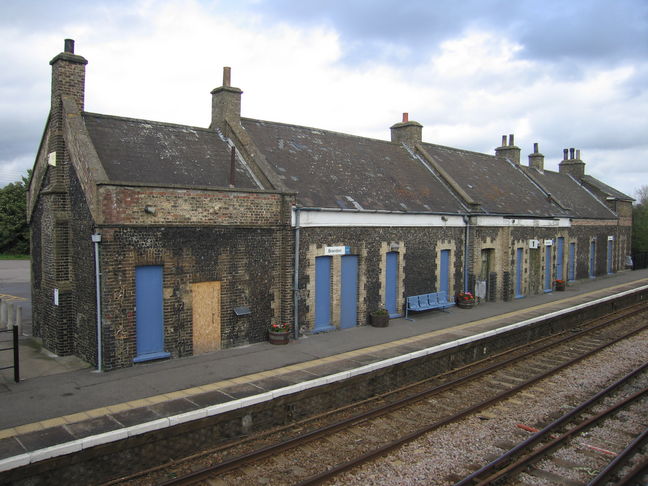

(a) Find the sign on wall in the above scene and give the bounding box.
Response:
[325,246,351,255]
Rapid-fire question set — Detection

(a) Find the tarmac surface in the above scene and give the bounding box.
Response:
[0,261,647,471]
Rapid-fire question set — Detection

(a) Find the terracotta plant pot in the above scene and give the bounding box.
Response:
[268,330,289,345]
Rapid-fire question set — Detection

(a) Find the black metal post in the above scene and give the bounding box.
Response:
[13,325,19,383]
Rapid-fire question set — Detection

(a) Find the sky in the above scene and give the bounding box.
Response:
[1,0,646,199]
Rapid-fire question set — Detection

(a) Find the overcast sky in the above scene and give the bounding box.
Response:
[1,0,646,199]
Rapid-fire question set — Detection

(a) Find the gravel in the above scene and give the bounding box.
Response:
[326,328,648,486]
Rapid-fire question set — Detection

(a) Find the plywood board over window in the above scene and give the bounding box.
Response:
[191,281,221,354]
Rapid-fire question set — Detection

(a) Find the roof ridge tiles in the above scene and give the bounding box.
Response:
[241,117,397,146]
[82,112,217,134]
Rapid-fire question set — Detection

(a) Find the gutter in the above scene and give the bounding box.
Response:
[92,233,103,372]
[293,207,301,340]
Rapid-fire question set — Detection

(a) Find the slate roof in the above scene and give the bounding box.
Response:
[242,118,466,213]
[83,113,259,189]
[521,167,618,219]
[420,142,570,218]
[581,175,634,202]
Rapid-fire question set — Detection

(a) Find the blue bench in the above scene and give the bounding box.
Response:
[405,291,455,320]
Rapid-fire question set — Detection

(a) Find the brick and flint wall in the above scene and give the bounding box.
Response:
[95,184,293,370]
[297,225,465,332]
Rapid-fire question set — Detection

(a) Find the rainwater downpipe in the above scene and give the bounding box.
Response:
[463,215,470,293]
[293,207,301,340]
[92,233,103,372]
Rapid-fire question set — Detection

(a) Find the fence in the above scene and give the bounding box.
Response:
[0,325,19,383]
[0,298,21,383]
[631,252,648,270]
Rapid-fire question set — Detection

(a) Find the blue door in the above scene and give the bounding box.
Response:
[556,237,564,281]
[544,244,552,292]
[135,266,170,363]
[607,239,614,274]
[386,252,399,317]
[589,240,596,277]
[315,256,333,332]
[568,242,576,281]
[340,255,358,329]
[515,247,524,298]
[440,250,450,295]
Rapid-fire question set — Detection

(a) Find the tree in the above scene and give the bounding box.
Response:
[632,185,648,253]
[0,171,30,255]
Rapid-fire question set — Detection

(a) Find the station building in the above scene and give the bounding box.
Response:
[28,40,633,370]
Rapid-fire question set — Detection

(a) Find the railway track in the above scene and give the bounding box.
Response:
[108,303,648,486]
[454,362,647,485]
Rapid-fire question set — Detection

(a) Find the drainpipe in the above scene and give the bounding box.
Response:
[463,215,470,292]
[92,233,103,372]
[293,207,301,340]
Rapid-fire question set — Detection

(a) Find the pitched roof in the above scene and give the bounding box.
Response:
[83,113,260,189]
[420,142,570,217]
[521,167,618,219]
[241,118,466,213]
[580,175,634,202]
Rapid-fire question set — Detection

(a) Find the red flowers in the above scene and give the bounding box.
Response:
[270,322,290,332]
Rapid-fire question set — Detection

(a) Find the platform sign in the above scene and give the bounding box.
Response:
[544,239,553,246]
[325,246,350,255]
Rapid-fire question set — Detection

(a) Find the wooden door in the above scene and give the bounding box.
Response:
[192,281,221,354]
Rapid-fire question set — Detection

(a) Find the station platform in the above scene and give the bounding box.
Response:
[1,269,648,472]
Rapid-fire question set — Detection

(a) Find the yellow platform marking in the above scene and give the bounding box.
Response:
[0,278,646,442]
[0,294,26,302]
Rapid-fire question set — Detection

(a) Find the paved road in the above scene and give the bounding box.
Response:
[0,260,31,330]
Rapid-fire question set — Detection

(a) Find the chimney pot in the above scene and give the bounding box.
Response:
[223,67,231,87]
[509,134,515,146]
[569,147,575,159]
[563,148,568,160]
[64,39,75,54]
[576,149,581,160]
[402,112,408,123]
[501,135,507,147]
[533,142,539,153]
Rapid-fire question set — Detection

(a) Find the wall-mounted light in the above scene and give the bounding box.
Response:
[441,216,448,222]
[144,205,156,214]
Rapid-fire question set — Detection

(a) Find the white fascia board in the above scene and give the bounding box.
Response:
[473,216,571,228]
[292,209,571,229]
[294,210,465,228]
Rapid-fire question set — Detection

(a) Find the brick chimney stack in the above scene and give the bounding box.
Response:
[495,134,521,164]
[528,142,544,171]
[390,112,423,145]
[558,146,586,178]
[50,39,88,112]
[210,66,243,129]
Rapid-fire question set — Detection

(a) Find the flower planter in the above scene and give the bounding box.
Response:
[457,300,475,309]
[268,330,289,345]
[555,281,566,291]
[370,313,389,327]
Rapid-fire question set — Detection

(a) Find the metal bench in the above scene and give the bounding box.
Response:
[405,291,455,320]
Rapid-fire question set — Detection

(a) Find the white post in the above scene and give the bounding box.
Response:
[0,299,6,329]
[15,306,22,335]
[7,302,14,328]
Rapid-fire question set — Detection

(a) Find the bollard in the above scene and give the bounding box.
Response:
[16,306,22,335]
[0,299,7,329]
[7,302,14,327]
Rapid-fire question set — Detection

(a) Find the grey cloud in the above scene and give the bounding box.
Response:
[247,0,647,69]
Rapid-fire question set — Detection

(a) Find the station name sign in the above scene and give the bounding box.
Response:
[325,246,351,255]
